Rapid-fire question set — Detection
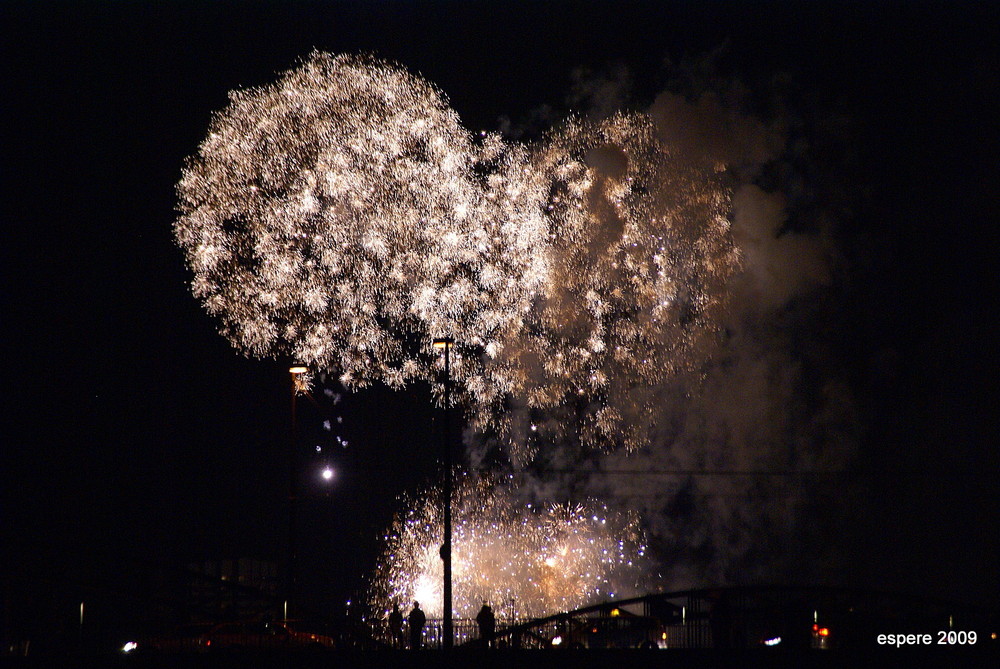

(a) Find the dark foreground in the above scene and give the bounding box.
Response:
[4,647,998,669]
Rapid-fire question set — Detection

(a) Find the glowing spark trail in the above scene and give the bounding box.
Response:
[175,51,738,458]
[368,474,649,620]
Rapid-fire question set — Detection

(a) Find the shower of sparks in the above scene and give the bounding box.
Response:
[175,52,738,459]
[368,474,649,620]
[491,114,736,460]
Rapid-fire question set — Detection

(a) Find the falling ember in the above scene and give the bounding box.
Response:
[175,51,739,458]
[367,474,650,620]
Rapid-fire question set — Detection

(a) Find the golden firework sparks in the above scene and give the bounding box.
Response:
[367,474,649,620]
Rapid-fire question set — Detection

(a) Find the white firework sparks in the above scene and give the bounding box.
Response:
[175,51,739,457]
[175,52,547,392]
[368,474,649,620]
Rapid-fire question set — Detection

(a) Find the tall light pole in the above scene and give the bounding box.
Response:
[432,337,454,649]
[287,364,308,621]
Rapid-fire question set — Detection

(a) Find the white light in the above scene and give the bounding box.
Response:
[764,636,781,646]
[122,641,138,653]
[322,467,334,481]
[551,635,563,646]
[176,53,738,461]
[369,475,648,619]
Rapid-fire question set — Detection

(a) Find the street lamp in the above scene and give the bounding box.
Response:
[432,337,454,649]
[287,364,308,620]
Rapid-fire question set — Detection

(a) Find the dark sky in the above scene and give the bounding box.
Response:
[3,0,998,630]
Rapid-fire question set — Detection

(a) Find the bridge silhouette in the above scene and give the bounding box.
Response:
[374,585,997,650]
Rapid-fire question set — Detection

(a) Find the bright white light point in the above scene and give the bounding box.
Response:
[322,467,334,481]
[369,475,648,618]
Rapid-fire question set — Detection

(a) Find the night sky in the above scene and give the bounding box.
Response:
[3,0,997,635]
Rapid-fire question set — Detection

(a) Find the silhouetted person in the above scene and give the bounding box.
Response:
[388,602,404,649]
[476,602,496,647]
[408,602,426,649]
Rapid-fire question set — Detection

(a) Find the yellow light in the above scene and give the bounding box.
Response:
[432,338,453,349]
[610,608,620,617]
[289,365,308,374]
[818,627,830,637]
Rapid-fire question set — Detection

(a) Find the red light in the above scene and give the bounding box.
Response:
[812,624,819,632]
[819,628,830,637]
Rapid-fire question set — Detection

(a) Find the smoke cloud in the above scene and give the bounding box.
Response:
[489,64,861,592]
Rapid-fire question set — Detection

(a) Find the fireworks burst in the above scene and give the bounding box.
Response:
[368,474,649,620]
[175,52,547,392]
[175,51,738,458]
[488,114,735,460]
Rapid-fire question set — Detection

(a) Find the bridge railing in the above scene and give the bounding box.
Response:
[371,618,535,649]
[374,617,714,649]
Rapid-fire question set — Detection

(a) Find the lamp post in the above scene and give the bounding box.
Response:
[287,364,308,620]
[432,337,454,649]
